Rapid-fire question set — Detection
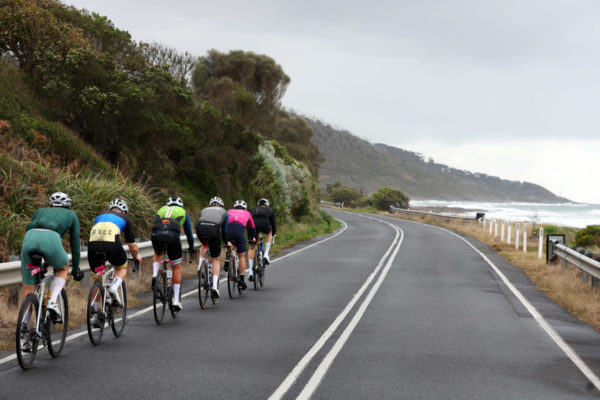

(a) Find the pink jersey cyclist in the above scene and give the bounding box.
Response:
[227,207,256,254]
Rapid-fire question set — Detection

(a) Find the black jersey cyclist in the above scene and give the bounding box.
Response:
[248,198,276,274]
[196,196,231,300]
[88,198,142,311]
[151,196,195,311]
[20,192,84,318]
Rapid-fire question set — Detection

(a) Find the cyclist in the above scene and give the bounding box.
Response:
[151,196,195,311]
[248,197,276,280]
[196,196,231,300]
[88,199,142,314]
[20,192,84,319]
[226,200,256,290]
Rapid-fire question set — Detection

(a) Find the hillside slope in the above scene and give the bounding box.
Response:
[307,118,569,203]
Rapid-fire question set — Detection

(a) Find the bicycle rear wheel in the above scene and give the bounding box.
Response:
[111,281,127,337]
[198,260,209,309]
[87,280,105,345]
[227,254,237,298]
[236,255,243,295]
[153,272,167,324]
[16,294,39,370]
[258,250,265,287]
[47,288,68,357]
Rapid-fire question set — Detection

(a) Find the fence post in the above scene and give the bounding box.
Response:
[507,222,512,245]
[538,227,544,259]
[482,218,486,230]
[489,219,493,235]
[515,223,520,250]
[494,219,498,238]
[523,224,527,253]
[500,220,505,241]
[561,258,568,270]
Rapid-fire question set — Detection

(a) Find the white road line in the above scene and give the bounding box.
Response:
[1,220,348,367]
[296,220,404,400]
[383,213,600,392]
[268,217,402,400]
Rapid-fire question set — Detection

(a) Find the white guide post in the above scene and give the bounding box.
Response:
[538,227,544,259]
[501,220,505,241]
[523,224,527,253]
[494,219,498,238]
[489,218,493,235]
[507,222,512,245]
[515,223,520,250]
[482,218,486,230]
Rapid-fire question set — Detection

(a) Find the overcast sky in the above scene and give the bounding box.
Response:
[65,0,600,203]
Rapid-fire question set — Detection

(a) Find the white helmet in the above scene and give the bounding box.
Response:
[209,196,224,207]
[258,198,270,207]
[49,192,72,208]
[166,196,183,207]
[233,199,247,210]
[109,198,129,213]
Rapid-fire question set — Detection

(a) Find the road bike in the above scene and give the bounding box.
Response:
[224,245,241,298]
[153,242,181,324]
[86,253,138,345]
[197,244,218,308]
[16,253,69,370]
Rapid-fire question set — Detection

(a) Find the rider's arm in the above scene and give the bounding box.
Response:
[247,215,256,241]
[69,213,81,271]
[184,211,194,248]
[270,209,276,236]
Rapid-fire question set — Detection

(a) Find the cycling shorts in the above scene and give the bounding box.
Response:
[21,229,68,286]
[88,237,128,278]
[254,217,272,235]
[196,222,221,258]
[151,230,182,264]
[227,223,247,254]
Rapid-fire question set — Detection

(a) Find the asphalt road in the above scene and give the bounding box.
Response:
[1,209,600,399]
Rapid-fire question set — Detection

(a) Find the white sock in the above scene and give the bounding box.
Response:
[111,277,122,290]
[49,277,66,304]
[173,284,180,302]
[198,257,205,271]
[212,275,219,290]
[265,242,272,256]
[152,262,161,277]
[248,259,254,272]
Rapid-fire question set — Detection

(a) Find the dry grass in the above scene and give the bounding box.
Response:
[381,211,600,331]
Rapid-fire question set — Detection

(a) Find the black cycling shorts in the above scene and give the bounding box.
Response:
[151,229,182,263]
[227,223,247,253]
[196,222,221,258]
[254,217,272,235]
[88,237,128,274]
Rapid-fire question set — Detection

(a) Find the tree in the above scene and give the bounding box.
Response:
[329,186,362,206]
[371,187,409,211]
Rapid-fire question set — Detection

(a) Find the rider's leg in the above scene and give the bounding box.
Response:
[238,252,247,275]
[247,245,255,276]
[198,245,207,271]
[21,285,36,303]
[48,265,68,304]
[211,257,220,289]
[152,253,162,277]
[265,232,273,257]
[171,262,182,302]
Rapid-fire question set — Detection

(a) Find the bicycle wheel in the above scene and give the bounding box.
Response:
[236,255,243,295]
[198,260,209,309]
[47,288,68,357]
[153,272,167,324]
[16,294,39,370]
[87,280,105,345]
[227,254,237,299]
[111,281,127,337]
[253,251,261,290]
[258,250,265,287]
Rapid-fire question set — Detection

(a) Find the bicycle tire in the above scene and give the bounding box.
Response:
[253,251,259,290]
[236,254,243,295]
[87,280,105,345]
[198,260,209,309]
[16,294,39,370]
[259,250,265,287]
[227,253,237,299]
[153,272,167,324]
[47,288,68,357]
[111,281,127,337]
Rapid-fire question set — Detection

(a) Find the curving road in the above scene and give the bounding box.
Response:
[1,209,600,399]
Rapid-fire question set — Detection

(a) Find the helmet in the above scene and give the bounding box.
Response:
[258,198,270,207]
[209,196,224,207]
[109,198,129,213]
[233,199,247,210]
[49,192,72,208]
[166,196,183,208]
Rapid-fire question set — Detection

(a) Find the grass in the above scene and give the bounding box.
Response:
[272,210,341,256]
[376,210,600,331]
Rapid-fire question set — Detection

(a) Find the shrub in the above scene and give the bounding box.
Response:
[575,225,600,247]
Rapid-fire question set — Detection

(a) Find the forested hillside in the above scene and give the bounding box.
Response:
[0,0,328,260]
[308,118,569,203]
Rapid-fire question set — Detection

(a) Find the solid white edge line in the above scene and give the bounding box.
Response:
[267,217,401,400]
[1,219,348,367]
[296,221,404,400]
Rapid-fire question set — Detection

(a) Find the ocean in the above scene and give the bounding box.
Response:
[410,200,600,229]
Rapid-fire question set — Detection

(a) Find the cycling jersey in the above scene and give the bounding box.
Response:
[196,207,229,257]
[88,211,136,271]
[154,205,194,248]
[250,205,276,235]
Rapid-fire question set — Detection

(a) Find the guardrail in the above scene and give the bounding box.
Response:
[388,205,478,222]
[550,241,600,288]
[320,200,344,207]
[0,235,197,289]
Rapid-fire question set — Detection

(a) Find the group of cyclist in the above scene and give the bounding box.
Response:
[19,191,277,322]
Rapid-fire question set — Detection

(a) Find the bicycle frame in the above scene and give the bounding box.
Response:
[92,263,116,312]
[26,264,61,338]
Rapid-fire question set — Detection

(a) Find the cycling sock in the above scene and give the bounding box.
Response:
[152,262,160,277]
[248,259,254,272]
[173,284,180,302]
[212,275,219,289]
[265,242,272,256]
[198,257,205,271]
[49,277,66,304]
[111,276,122,290]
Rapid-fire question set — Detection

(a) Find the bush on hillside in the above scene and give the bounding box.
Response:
[575,225,600,247]
[371,186,410,211]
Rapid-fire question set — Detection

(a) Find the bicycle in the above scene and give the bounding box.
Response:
[16,252,69,370]
[152,242,181,324]
[252,236,266,290]
[86,253,138,345]
[197,244,218,308]
[224,245,241,298]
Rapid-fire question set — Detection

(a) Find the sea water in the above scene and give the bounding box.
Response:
[410,200,600,228]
